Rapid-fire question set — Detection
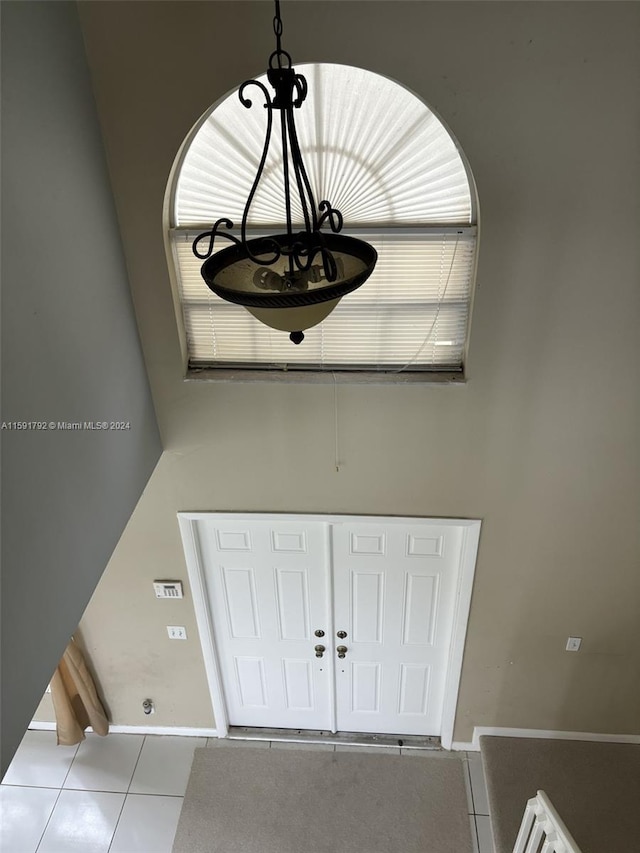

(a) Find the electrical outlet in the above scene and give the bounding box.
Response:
[167,625,187,640]
[566,636,582,652]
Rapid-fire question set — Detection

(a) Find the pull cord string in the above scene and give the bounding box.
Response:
[333,372,340,472]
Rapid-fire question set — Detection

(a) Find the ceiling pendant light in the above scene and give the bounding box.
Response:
[192,0,377,345]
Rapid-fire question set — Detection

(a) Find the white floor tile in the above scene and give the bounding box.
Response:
[109,794,183,853]
[469,815,480,853]
[37,789,124,853]
[129,736,205,796]
[467,751,490,815]
[206,737,270,748]
[2,730,78,788]
[0,785,59,853]
[476,814,495,853]
[63,733,144,793]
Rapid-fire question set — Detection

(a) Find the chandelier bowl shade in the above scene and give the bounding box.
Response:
[200,233,377,333]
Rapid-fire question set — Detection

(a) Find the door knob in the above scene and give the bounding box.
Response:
[314,629,325,638]
[337,630,347,639]
[315,645,325,658]
[336,645,348,658]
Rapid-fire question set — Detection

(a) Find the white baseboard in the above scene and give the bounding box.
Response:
[33,719,638,750]
[451,740,476,751]
[472,726,640,750]
[29,721,218,737]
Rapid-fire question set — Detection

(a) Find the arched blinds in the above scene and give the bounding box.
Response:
[168,63,477,373]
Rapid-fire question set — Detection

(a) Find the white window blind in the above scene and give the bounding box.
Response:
[172,228,475,370]
[168,63,477,373]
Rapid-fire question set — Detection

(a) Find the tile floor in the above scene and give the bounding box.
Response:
[1,730,495,852]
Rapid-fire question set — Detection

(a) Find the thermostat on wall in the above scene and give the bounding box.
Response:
[153,581,184,599]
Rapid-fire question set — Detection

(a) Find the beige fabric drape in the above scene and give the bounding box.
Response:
[50,638,109,746]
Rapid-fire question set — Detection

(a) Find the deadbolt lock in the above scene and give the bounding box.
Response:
[336,645,348,659]
[314,629,325,638]
[315,645,326,658]
[337,630,347,639]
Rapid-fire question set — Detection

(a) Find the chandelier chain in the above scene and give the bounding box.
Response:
[273,0,284,65]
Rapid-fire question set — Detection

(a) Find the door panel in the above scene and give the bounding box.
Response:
[332,522,463,735]
[194,519,332,729]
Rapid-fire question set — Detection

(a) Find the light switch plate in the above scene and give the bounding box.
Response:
[566,636,582,652]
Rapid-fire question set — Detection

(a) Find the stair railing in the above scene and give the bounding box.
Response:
[513,790,582,853]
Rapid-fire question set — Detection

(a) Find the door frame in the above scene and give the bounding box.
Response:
[178,513,481,750]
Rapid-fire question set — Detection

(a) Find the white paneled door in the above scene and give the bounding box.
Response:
[184,515,477,738]
[195,520,331,730]
[332,522,462,735]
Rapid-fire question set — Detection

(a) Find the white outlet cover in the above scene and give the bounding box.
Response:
[167,625,188,640]
[566,636,582,651]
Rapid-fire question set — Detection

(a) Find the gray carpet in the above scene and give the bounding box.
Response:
[480,736,640,853]
[173,746,473,853]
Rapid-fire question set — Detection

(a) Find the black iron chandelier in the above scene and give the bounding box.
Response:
[192,1,377,345]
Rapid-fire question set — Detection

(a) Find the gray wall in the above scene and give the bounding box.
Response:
[1,1,162,773]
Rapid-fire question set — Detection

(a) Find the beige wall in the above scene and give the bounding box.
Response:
[56,1,640,742]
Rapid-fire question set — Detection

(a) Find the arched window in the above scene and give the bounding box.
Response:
[166,63,478,377]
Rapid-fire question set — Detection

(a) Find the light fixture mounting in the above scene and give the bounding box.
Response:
[192,0,377,344]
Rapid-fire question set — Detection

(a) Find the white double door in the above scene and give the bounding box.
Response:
[192,516,466,737]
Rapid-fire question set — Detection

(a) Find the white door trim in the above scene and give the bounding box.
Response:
[178,513,481,747]
[178,515,230,737]
[439,520,481,749]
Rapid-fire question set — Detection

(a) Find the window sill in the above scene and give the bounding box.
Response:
[185,368,466,385]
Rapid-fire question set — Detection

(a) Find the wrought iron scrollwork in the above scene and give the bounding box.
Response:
[318,201,343,233]
[192,218,241,260]
[193,0,344,287]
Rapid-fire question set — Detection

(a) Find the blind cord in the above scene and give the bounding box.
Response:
[392,235,460,374]
[333,372,340,472]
